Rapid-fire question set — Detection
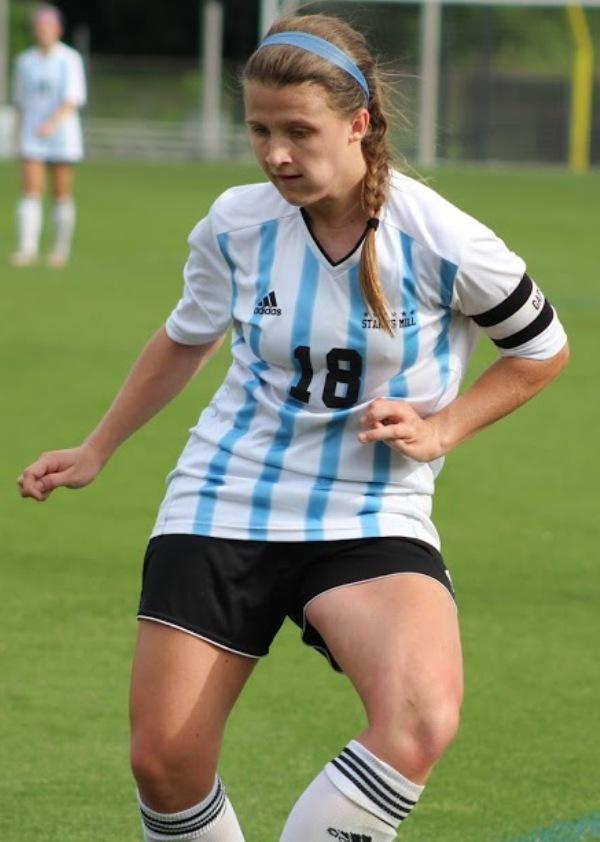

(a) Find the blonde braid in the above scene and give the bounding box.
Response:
[361,90,393,335]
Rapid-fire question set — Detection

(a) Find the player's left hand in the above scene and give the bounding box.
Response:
[37,120,57,138]
[358,398,444,462]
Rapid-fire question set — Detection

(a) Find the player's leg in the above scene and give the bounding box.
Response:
[47,163,76,266]
[131,619,254,840]
[12,160,45,265]
[281,572,462,841]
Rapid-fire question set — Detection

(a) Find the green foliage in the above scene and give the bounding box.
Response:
[9,0,600,70]
[307,3,600,74]
[20,0,259,58]
[85,59,202,120]
[1,160,599,841]
[9,1,33,61]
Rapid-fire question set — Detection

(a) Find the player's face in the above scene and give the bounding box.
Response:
[32,12,62,49]
[245,81,369,209]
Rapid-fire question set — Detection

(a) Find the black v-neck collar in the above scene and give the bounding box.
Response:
[300,208,368,268]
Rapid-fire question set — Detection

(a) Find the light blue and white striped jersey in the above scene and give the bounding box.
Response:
[152,171,567,547]
[13,43,86,162]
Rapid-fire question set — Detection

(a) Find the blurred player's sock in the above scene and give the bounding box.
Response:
[14,195,42,262]
[48,197,76,265]
[280,740,424,841]
[138,777,245,840]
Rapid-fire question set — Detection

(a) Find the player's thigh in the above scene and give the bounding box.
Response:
[306,574,463,725]
[49,163,74,199]
[21,159,45,195]
[130,619,255,772]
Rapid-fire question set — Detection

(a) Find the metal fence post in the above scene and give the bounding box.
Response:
[201,0,224,158]
[418,1,442,169]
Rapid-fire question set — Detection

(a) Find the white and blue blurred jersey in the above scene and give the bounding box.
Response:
[13,43,86,162]
[152,171,567,547]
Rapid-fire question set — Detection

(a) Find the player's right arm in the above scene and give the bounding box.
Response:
[11,54,24,155]
[18,327,222,502]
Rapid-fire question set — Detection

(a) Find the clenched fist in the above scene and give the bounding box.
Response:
[17,444,104,502]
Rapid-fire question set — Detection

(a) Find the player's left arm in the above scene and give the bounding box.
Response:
[37,101,78,137]
[359,226,569,462]
[358,344,569,462]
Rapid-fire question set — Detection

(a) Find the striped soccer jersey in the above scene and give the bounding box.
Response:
[152,170,567,547]
[12,43,86,162]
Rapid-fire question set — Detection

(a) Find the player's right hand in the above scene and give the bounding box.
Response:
[17,445,104,502]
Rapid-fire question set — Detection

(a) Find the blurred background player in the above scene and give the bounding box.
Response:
[11,3,86,267]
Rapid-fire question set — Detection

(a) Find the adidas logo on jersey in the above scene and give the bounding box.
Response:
[254,290,281,316]
[327,829,372,842]
[362,310,416,330]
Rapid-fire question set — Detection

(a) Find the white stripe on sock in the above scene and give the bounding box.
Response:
[52,198,76,256]
[138,778,226,840]
[326,740,424,829]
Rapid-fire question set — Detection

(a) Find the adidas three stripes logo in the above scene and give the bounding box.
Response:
[254,290,282,315]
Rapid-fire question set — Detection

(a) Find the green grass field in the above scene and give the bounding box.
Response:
[1,160,599,841]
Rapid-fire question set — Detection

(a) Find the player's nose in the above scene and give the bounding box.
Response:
[265,140,293,168]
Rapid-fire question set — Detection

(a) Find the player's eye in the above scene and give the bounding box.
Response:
[290,128,311,139]
[249,124,269,137]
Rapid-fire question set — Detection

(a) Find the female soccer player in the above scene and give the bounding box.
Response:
[11,3,86,267]
[18,13,569,842]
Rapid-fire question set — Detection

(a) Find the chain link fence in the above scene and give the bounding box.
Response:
[82,55,248,160]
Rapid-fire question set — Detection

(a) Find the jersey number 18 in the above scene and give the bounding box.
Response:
[290,346,363,409]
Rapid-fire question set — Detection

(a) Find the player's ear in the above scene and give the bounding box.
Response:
[348,108,370,144]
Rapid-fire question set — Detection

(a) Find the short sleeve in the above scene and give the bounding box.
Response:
[12,56,25,108]
[454,227,567,360]
[64,51,86,106]
[165,215,233,345]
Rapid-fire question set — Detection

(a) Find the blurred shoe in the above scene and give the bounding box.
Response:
[46,251,69,268]
[10,250,38,267]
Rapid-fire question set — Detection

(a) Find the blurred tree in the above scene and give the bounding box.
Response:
[8,0,30,58]
[39,0,258,57]
[11,1,600,68]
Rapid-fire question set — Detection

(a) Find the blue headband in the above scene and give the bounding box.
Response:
[257,31,370,100]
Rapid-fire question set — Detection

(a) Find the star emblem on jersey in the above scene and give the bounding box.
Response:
[254,290,282,316]
[362,310,416,330]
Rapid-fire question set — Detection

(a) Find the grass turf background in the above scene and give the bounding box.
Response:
[1,160,599,841]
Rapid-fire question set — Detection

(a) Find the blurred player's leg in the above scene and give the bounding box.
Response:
[12,160,44,266]
[130,620,252,840]
[280,574,463,841]
[47,164,76,267]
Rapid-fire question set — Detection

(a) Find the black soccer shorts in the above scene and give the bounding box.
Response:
[137,534,455,672]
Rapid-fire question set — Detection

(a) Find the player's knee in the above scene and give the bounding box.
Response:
[130,733,215,806]
[130,735,175,796]
[409,698,462,768]
[370,692,462,776]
